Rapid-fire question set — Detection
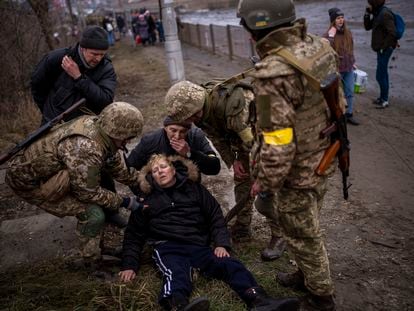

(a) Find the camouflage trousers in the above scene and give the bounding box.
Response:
[253,194,283,239]
[232,154,254,230]
[277,179,334,296]
[6,169,106,260]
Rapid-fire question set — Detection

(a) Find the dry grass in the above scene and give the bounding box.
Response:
[0,242,301,311]
[0,97,41,152]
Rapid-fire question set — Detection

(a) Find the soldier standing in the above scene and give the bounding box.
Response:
[238,0,340,309]
[5,102,144,265]
[164,81,286,259]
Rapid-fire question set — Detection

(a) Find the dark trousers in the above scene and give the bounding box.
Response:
[153,241,258,307]
[376,47,394,102]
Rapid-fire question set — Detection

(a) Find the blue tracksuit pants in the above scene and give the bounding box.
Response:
[152,241,258,307]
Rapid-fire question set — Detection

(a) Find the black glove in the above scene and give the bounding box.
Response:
[121,196,144,212]
[258,191,274,200]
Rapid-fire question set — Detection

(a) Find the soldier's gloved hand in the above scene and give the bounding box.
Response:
[121,196,144,212]
[258,191,274,200]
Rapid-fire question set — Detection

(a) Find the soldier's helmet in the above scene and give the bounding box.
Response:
[98,102,144,140]
[237,0,296,30]
[165,80,206,122]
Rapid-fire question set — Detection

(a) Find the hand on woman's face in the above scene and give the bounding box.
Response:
[151,159,176,188]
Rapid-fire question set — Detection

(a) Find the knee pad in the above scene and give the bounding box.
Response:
[77,205,105,237]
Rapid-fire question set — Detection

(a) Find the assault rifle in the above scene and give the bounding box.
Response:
[315,73,351,200]
[0,98,86,165]
[224,191,250,224]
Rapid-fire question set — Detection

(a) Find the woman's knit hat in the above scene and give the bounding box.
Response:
[328,8,344,23]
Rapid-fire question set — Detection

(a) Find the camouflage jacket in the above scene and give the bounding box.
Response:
[197,81,254,168]
[6,116,138,209]
[249,19,339,192]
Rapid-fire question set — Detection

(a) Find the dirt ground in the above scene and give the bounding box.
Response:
[1,8,414,310]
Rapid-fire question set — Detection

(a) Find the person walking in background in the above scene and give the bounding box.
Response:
[364,0,397,109]
[136,9,150,46]
[156,17,165,42]
[324,8,359,125]
[103,15,115,46]
[147,13,157,45]
[116,15,126,37]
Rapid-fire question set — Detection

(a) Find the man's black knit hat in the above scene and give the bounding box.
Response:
[328,8,344,23]
[80,26,109,50]
[163,116,192,129]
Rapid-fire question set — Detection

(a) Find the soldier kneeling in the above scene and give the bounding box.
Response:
[5,102,144,267]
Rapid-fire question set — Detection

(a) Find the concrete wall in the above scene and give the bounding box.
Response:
[123,0,238,13]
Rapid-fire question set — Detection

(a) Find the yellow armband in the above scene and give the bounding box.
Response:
[238,127,254,144]
[262,128,293,146]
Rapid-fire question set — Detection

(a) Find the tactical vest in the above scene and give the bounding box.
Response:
[201,80,253,141]
[256,33,337,156]
[285,35,336,155]
[23,116,113,182]
[252,23,339,187]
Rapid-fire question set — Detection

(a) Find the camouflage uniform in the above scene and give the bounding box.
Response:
[248,19,339,296]
[198,82,255,236]
[6,113,140,260]
[165,80,283,241]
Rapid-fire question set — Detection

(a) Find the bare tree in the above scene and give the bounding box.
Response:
[65,0,78,30]
[26,0,55,50]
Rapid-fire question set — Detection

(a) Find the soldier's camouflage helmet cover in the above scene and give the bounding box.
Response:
[237,0,296,30]
[98,102,144,140]
[165,80,206,122]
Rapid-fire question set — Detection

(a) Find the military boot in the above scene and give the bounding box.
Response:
[300,293,335,311]
[244,287,299,311]
[276,270,307,292]
[261,236,287,261]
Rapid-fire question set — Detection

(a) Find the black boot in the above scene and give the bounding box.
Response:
[276,270,307,292]
[182,297,210,311]
[300,293,335,311]
[345,113,360,126]
[163,296,210,311]
[261,236,287,261]
[244,287,299,311]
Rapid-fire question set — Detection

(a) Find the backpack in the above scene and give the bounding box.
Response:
[393,12,405,40]
[382,6,405,40]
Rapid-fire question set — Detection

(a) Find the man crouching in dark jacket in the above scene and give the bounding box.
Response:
[31,25,117,125]
[119,154,298,311]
